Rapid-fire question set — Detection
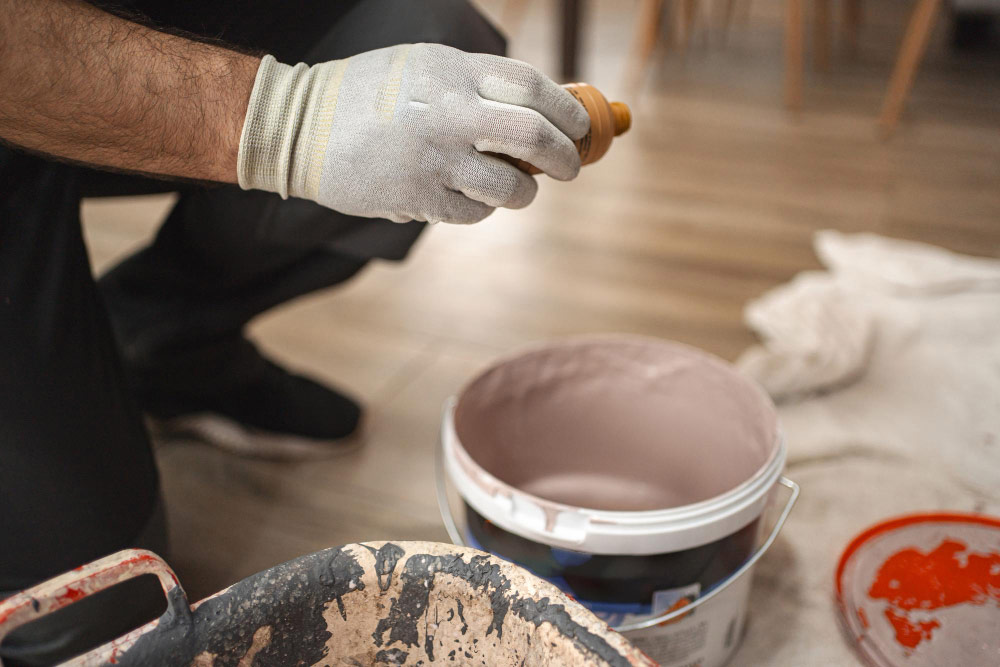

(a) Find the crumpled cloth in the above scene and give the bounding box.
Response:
[732,231,1000,665]
[739,230,1000,402]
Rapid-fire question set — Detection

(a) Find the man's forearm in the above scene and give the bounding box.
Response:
[0,0,259,183]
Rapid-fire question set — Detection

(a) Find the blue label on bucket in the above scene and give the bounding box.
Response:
[463,529,703,627]
[579,599,655,627]
[584,584,702,627]
[550,547,593,567]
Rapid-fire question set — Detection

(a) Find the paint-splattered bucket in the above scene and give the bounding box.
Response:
[0,543,654,666]
[437,336,799,667]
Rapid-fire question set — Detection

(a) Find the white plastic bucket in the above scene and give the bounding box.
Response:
[436,336,798,666]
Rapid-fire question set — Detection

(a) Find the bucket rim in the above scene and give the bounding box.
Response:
[445,398,785,524]
[437,440,800,631]
[441,336,787,554]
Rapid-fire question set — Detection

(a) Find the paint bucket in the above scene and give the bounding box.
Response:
[0,543,655,666]
[437,336,799,666]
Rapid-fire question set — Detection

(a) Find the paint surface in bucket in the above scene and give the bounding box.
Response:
[453,337,777,512]
[443,336,787,667]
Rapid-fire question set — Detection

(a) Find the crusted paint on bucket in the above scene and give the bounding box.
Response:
[438,335,797,667]
[0,543,654,666]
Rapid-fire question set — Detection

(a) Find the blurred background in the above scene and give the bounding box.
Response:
[80,0,999,602]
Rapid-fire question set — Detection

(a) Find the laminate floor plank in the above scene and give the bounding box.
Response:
[75,0,1000,604]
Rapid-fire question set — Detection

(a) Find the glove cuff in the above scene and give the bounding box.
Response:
[237,55,348,200]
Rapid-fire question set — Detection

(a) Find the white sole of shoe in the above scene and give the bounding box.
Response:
[147,412,365,461]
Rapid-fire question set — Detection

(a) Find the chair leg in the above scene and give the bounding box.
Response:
[878,0,941,135]
[813,0,831,71]
[625,0,667,92]
[785,0,805,109]
[719,0,738,44]
[842,0,862,57]
[678,0,699,56]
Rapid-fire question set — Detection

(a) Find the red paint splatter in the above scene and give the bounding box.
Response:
[856,607,869,629]
[868,538,1000,651]
[883,609,940,649]
[60,586,87,603]
[869,539,1000,611]
[0,604,24,625]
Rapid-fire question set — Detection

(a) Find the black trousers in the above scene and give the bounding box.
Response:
[0,0,505,591]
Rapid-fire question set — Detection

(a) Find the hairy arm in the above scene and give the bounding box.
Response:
[0,0,260,182]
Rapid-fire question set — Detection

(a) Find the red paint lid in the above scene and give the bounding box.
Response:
[835,512,1000,666]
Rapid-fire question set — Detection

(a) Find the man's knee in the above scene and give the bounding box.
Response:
[305,0,506,63]
[420,0,507,56]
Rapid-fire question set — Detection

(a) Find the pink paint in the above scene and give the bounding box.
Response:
[453,337,777,511]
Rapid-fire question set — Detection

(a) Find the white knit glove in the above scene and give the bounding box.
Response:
[237,44,590,224]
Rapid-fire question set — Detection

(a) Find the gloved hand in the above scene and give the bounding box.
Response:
[237,43,590,224]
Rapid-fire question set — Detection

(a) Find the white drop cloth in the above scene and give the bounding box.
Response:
[732,231,1000,665]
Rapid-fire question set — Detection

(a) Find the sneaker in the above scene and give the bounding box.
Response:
[131,337,364,460]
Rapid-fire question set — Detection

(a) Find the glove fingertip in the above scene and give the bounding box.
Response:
[568,103,591,140]
[551,154,582,182]
[506,174,538,209]
[547,85,590,140]
[461,206,495,224]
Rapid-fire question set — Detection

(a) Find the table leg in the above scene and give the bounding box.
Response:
[561,0,582,82]
[785,0,805,109]
[878,0,941,135]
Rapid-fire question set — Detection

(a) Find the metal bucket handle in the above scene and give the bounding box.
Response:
[435,437,800,632]
[0,549,191,660]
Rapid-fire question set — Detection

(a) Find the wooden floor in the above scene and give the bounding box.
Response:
[81,0,1000,604]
